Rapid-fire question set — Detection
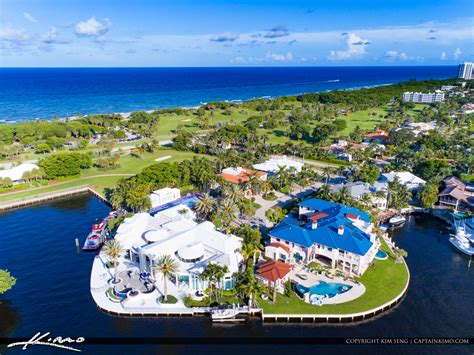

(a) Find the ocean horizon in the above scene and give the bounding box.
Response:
[0,66,457,122]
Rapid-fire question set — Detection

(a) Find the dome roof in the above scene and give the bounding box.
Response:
[143,229,169,243]
[177,243,205,261]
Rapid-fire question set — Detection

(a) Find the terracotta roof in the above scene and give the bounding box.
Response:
[345,213,360,220]
[257,260,291,282]
[268,242,291,254]
[365,130,389,139]
[309,212,329,222]
[219,167,266,184]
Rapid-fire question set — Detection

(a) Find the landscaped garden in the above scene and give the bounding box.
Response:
[259,241,409,315]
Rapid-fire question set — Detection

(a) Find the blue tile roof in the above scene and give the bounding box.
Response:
[270,199,374,256]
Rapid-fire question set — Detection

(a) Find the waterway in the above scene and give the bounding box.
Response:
[0,195,472,354]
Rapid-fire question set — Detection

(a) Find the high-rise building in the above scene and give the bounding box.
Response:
[458,62,473,80]
[403,91,445,103]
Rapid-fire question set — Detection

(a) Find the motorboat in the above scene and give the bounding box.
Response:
[389,214,406,226]
[454,223,474,243]
[82,232,105,251]
[83,217,109,251]
[449,236,474,256]
[210,308,246,322]
[449,223,474,256]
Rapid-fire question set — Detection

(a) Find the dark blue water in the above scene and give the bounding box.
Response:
[0,196,472,354]
[0,66,456,122]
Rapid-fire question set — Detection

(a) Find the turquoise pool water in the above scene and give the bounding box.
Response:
[295,281,352,298]
[375,249,389,260]
[149,194,200,215]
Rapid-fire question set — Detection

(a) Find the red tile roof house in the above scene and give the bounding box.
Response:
[255,259,292,295]
[363,130,389,144]
[438,177,474,212]
[219,167,267,198]
[320,140,365,162]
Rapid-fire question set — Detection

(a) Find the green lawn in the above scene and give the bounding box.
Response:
[0,149,203,203]
[338,108,388,135]
[259,241,409,315]
[154,108,251,138]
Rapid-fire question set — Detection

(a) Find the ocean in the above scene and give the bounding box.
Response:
[0,66,456,122]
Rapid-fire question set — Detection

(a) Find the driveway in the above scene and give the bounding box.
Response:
[250,182,323,228]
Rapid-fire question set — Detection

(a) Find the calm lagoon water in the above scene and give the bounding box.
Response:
[0,66,456,121]
[0,195,473,354]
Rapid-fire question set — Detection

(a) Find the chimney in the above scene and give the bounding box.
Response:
[338,226,344,235]
[311,221,318,229]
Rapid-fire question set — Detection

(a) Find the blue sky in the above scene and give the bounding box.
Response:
[1,0,472,67]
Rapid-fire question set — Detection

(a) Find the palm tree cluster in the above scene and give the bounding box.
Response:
[200,263,229,303]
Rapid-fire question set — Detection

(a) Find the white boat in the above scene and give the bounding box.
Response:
[449,237,474,256]
[454,223,474,243]
[389,215,406,226]
[210,308,245,322]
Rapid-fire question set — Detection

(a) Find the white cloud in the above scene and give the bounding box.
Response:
[23,12,38,23]
[266,51,293,61]
[328,33,370,61]
[41,26,70,44]
[210,32,239,42]
[384,50,410,61]
[75,17,111,37]
[0,25,30,43]
[453,48,462,59]
[440,51,447,60]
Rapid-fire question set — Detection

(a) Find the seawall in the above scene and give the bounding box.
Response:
[0,186,111,212]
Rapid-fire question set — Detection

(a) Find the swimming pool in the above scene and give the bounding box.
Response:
[375,249,388,260]
[295,281,352,298]
[149,194,200,216]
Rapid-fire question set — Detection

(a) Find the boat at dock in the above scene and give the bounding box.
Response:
[210,307,249,322]
[83,217,109,251]
[389,215,406,226]
[449,222,474,256]
[449,236,474,256]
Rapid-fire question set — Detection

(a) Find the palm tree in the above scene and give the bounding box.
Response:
[154,255,180,302]
[393,248,408,263]
[247,172,263,195]
[237,272,268,307]
[322,166,335,184]
[103,240,123,284]
[338,186,351,204]
[261,180,273,197]
[193,193,216,219]
[200,263,229,303]
[216,198,239,233]
[274,166,290,189]
[222,183,244,204]
[238,225,263,267]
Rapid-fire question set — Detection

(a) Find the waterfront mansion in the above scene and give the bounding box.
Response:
[266,199,380,276]
[114,203,243,293]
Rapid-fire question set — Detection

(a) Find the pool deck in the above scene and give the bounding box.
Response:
[289,269,366,305]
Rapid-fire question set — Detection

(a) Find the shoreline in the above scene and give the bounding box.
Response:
[0,71,454,123]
